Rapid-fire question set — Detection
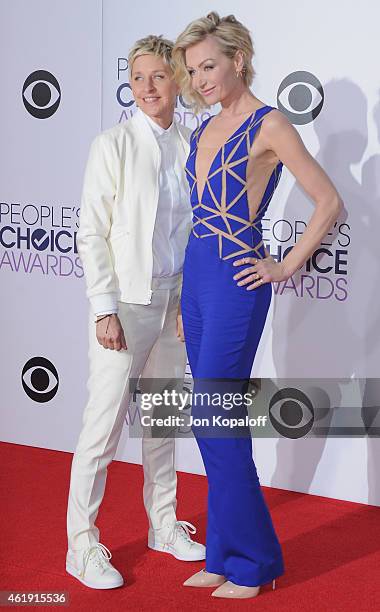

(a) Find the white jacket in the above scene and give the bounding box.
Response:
[77,110,192,312]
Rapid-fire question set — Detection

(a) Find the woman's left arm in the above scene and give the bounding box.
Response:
[233,110,344,289]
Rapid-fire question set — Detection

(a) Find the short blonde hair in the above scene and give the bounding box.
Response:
[128,35,175,79]
[173,12,255,113]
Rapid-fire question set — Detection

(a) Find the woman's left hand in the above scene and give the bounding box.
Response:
[232,255,290,290]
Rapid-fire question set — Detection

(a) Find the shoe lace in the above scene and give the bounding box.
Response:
[80,543,112,578]
[169,520,196,545]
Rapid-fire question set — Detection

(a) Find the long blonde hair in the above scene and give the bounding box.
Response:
[173,11,255,113]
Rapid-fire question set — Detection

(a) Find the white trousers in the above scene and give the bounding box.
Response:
[67,276,186,551]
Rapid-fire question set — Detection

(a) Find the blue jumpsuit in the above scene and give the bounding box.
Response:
[181,106,285,587]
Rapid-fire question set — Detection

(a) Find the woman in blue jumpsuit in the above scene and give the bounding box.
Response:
[174,10,343,600]
[181,105,284,594]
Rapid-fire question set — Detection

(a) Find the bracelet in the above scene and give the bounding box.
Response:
[95,314,112,324]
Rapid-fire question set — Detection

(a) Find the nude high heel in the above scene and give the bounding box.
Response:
[183,569,226,587]
[211,578,277,599]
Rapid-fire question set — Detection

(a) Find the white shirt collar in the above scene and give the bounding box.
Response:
[138,107,176,139]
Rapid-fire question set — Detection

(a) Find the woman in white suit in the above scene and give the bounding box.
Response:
[65,35,205,590]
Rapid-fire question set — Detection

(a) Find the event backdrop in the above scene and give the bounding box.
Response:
[1,0,379,506]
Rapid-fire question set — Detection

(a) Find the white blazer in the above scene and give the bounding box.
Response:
[77,110,192,313]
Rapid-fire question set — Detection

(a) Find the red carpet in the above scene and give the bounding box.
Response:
[0,441,379,611]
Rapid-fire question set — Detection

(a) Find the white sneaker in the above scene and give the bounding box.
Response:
[66,543,124,589]
[148,520,206,561]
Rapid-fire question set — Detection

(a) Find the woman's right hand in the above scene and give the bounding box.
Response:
[96,314,127,351]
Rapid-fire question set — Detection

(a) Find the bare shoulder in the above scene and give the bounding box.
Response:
[261,108,293,134]
[260,108,304,155]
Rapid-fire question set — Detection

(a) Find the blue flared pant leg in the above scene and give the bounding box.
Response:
[181,234,284,587]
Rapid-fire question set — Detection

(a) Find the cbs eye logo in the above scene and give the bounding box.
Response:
[22,357,59,403]
[22,70,61,119]
[269,387,314,438]
[277,71,324,125]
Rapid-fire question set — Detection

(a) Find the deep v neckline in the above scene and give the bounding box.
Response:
[194,106,269,204]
